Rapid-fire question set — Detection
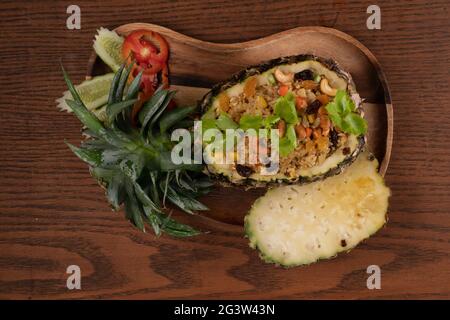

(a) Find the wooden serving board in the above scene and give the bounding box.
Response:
[88,23,393,226]
[3,0,450,301]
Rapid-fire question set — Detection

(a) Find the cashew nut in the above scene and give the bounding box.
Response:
[320,78,337,96]
[274,68,294,84]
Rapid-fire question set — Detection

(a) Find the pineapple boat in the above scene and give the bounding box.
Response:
[200,54,366,186]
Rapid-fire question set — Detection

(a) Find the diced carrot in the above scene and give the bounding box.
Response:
[295,96,307,111]
[305,127,312,138]
[278,85,289,96]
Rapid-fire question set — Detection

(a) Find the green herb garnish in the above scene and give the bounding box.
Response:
[216,112,238,130]
[239,114,263,130]
[286,124,297,147]
[279,124,297,157]
[325,90,367,135]
[263,115,281,129]
[202,118,217,134]
[274,92,298,124]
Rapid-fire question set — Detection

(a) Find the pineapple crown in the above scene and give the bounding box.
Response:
[62,61,212,237]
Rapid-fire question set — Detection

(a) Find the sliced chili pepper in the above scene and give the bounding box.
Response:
[140,73,158,96]
[295,96,307,110]
[161,63,169,89]
[122,30,169,75]
[122,30,171,125]
[278,85,289,96]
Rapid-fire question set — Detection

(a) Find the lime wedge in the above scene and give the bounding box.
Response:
[93,27,124,72]
[56,73,114,113]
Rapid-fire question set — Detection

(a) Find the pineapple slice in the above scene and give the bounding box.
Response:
[245,151,390,267]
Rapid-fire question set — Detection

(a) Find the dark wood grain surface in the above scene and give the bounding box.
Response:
[0,0,449,299]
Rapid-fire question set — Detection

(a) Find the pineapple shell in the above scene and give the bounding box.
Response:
[199,54,365,187]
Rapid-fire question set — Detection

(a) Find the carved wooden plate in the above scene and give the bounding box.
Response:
[87,23,393,226]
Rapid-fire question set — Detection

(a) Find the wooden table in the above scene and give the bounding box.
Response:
[0,0,449,299]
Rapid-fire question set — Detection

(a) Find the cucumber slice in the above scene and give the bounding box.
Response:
[245,151,390,267]
[56,73,114,113]
[93,27,124,72]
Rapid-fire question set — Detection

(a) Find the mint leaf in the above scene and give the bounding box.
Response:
[325,101,340,116]
[263,115,281,128]
[346,97,356,112]
[274,92,298,124]
[325,90,364,135]
[333,90,348,114]
[239,114,263,130]
[286,124,297,147]
[277,124,297,157]
[338,89,356,113]
[279,136,295,157]
[328,112,343,130]
[342,113,367,135]
[216,112,238,130]
[201,118,217,135]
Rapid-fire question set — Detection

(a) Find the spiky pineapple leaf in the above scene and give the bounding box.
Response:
[61,61,212,237]
[107,175,124,210]
[164,184,209,214]
[139,89,169,132]
[65,99,104,136]
[159,213,202,237]
[125,193,145,232]
[66,142,103,167]
[159,105,196,134]
[106,99,137,122]
[61,63,83,105]
[108,63,125,105]
[142,206,162,236]
[126,70,144,100]
[115,62,134,102]
[133,180,163,214]
[148,91,176,133]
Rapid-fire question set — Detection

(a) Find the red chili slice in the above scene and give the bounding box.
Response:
[122,30,171,125]
[122,30,169,75]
